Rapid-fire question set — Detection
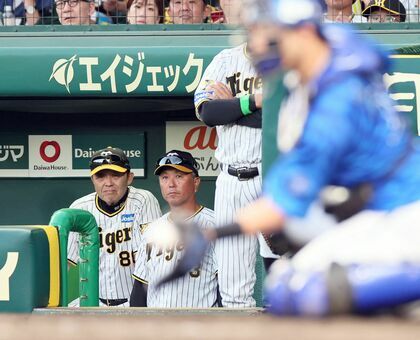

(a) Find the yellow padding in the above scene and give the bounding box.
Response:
[35,226,60,307]
[389,55,420,59]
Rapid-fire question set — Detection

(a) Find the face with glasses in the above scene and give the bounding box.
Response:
[127,0,160,24]
[55,0,95,25]
[367,9,401,22]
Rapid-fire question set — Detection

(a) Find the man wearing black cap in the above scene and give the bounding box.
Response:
[67,146,162,307]
[362,0,406,22]
[130,150,219,307]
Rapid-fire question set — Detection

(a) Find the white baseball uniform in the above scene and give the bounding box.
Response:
[194,43,277,307]
[132,206,218,308]
[67,186,162,306]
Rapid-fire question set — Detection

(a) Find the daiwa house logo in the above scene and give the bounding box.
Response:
[49,55,77,94]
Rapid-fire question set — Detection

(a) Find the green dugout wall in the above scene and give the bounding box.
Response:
[0,24,420,307]
[0,24,420,223]
[0,26,237,224]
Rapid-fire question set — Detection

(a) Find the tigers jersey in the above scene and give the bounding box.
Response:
[194,43,262,167]
[132,206,218,308]
[194,43,266,307]
[68,186,162,301]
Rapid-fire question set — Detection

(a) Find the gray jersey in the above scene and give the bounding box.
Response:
[68,186,162,301]
[132,206,218,308]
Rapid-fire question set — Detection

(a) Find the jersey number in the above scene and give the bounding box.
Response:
[119,250,136,267]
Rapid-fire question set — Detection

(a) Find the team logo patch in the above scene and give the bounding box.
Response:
[121,214,135,223]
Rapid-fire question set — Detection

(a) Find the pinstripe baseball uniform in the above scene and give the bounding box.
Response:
[194,43,277,307]
[132,206,218,307]
[68,186,162,307]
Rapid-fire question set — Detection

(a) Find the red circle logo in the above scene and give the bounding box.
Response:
[40,141,61,163]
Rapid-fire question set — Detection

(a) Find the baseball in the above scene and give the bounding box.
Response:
[147,219,180,249]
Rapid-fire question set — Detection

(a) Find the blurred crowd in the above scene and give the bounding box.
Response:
[0,0,417,26]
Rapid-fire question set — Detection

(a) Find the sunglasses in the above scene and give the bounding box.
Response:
[55,0,91,9]
[91,154,125,164]
[156,155,199,172]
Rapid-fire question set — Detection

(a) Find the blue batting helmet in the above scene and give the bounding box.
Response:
[244,0,327,76]
[243,0,326,27]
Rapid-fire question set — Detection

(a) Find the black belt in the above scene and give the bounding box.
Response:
[99,298,128,306]
[226,165,259,181]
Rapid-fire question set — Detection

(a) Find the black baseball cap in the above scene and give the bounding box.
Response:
[155,150,199,176]
[89,147,131,176]
[362,0,406,21]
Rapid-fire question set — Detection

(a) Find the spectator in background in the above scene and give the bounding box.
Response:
[23,0,55,25]
[127,0,163,23]
[324,0,367,22]
[0,0,55,25]
[166,0,211,24]
[99,0,127,23]
[360,0,414,13]
[55,0,96,25]
[0,0,22,25]
[211,0,239,24]
[406,0,420,22]
[360,0,416,20]
[362,0,406,22]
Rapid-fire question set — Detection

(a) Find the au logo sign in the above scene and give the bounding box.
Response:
[184,126,217,151]
[0,252,19,301]
[166,121,219,177]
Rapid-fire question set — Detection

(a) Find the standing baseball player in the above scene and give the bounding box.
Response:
[68,146,162,307]
[130,150,218,307]
[222,0,420,315]
[193,0,286,307]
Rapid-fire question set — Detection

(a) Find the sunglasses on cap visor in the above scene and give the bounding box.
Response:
[91,154,127,166]
[156,156,195,166]
[156,155,196,167]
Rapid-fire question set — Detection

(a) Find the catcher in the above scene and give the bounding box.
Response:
[160,0,420,316]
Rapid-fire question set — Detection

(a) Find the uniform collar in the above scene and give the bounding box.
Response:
[168,205,204,223]
[96,188,129,217]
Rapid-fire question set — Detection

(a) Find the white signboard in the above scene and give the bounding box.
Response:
[166,121,219,177]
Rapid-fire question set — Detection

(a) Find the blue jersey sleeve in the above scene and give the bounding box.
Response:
[264,79,359,217]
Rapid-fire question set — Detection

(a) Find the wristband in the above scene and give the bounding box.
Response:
[240,95,252,116]
[249,94,258,112]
